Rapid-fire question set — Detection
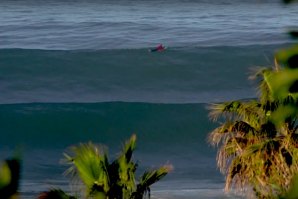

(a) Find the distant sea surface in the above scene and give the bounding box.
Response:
[0,0,297,198]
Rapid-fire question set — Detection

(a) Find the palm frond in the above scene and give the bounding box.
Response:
[116,134,138,196]
[208,101,242,120]
[225,156,248,192]
[250,67,275,103]
[208,120,257,146]
[208,45,298,197]
[208,101,263,129]
[134,165,173,199]
[59,134,172,199]
[63,142,110,195]
[244,139,280,157]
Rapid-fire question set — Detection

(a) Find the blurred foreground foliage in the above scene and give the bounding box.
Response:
[267,9,298,198]
[283,0,298,4]
[279,175,298,199]
[0,156,21,199]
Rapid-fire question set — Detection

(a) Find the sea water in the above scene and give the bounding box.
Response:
[0,0,297,198]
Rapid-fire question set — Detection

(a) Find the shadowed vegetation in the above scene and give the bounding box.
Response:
[283,0,298,4]
[0,157,21,199]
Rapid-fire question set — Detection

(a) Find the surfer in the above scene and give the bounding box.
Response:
[149,44,166,52]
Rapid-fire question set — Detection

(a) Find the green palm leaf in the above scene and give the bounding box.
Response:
[58,134,172,199]
[63,142,110,196]
[132,165,173,199]
[209,100,263,129]
[116,134,137,197]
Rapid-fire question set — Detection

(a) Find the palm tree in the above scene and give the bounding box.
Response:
[61,134,172,199]
[208,65,298,198]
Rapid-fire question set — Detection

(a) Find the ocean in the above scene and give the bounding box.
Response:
[0,0,297,198]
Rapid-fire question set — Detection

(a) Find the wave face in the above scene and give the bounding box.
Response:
[0,102,225,198]
[0,102,211,148]
[0,44,285,104]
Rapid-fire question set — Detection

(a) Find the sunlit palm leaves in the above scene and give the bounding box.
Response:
[62,134,172,199]
[63,142,109,198]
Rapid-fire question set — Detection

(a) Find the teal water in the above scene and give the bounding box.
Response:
[0,102,212,148]
[0,44,284,104]
[0,44,286,199]
[0,102,232,198]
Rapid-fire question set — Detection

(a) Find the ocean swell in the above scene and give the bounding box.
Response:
[0,44,285,104]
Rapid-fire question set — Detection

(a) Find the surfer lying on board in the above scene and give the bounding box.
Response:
[149,44,166,52]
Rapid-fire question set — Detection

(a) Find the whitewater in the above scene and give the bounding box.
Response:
[0,0,298,198]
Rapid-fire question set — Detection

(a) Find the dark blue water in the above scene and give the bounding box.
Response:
[0,0,297,198]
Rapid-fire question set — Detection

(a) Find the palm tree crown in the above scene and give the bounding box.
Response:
[61,134,172,199]
[208,65,298,198]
